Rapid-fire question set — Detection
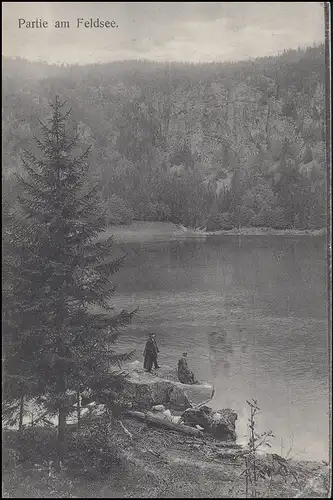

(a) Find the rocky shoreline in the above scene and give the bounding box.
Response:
[198,226,327,237]
[3,361,330,498]
[84,362,329,498]
[102,221,327,244]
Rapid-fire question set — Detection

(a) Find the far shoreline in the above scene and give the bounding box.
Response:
[102,220,327,243]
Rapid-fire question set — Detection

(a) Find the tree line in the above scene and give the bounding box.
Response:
[2,44,327,233]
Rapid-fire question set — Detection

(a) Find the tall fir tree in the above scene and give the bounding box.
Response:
[2,96,136,456]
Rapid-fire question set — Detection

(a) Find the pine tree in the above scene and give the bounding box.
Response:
[2,96,136,458]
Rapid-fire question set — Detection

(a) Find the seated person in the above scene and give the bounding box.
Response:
[177,352,196,384]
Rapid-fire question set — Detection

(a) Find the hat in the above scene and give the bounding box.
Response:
[183,352,187,356]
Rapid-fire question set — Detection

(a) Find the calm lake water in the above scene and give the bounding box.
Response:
[110,234,329,462]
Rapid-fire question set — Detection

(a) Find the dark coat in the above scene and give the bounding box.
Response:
[178,356,195,384]
[143,338,158,358]
[152,338,159,355]
[143,338,159,371]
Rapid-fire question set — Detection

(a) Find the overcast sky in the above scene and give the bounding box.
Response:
[2,2,325,65]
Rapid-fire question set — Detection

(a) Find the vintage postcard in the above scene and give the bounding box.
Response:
[2,2,331,498]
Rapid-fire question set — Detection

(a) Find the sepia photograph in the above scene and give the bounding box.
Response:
[2,2,331,498]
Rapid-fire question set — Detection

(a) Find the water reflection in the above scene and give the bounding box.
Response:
[207,327,236,378]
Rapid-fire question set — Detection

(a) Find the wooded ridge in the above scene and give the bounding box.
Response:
[2,44,327,231]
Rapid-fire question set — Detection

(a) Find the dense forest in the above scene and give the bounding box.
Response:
[2,44,328,230]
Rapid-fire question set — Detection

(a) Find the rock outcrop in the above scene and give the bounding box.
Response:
[110,360,214,411]
[181,406,238,441]
[80,361,238,442]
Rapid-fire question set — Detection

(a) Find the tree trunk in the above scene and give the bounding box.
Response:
[76,391,81,433]
[265,100,271,147]
[19,395,24,432]
[57,406,67,466]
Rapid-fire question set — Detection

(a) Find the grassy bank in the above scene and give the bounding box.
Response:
[100,221,327,244]
[3,417,330,498]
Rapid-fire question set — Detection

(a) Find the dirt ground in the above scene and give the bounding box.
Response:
[72,417,330,499]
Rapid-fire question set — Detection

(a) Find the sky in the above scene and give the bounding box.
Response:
[2,2,326,65]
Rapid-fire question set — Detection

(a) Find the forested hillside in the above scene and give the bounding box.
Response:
[2,44,327,230]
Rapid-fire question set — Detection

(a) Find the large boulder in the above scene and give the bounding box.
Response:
[107,361,214,411]
[180,382,214,407]
[181,406,237,441]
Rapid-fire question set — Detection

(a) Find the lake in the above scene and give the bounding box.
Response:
[110,232,329,462]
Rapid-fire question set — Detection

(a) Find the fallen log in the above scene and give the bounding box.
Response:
[124,410,203,437]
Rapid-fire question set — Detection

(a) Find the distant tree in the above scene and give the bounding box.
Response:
[136,200,171,222]
[269,208,291,229]
[154,171,209,228]
[103,194,134,225]
[250,213,267,228]
[206,212,234,231]
[234,207,256,227]
[273,155,301,226]
[2,97,136,462]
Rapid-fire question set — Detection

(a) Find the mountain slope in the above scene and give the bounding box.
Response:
[2,45,327,229]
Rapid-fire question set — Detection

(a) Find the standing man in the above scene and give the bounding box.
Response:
[151,333,160,369]
[143,333,160,372]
